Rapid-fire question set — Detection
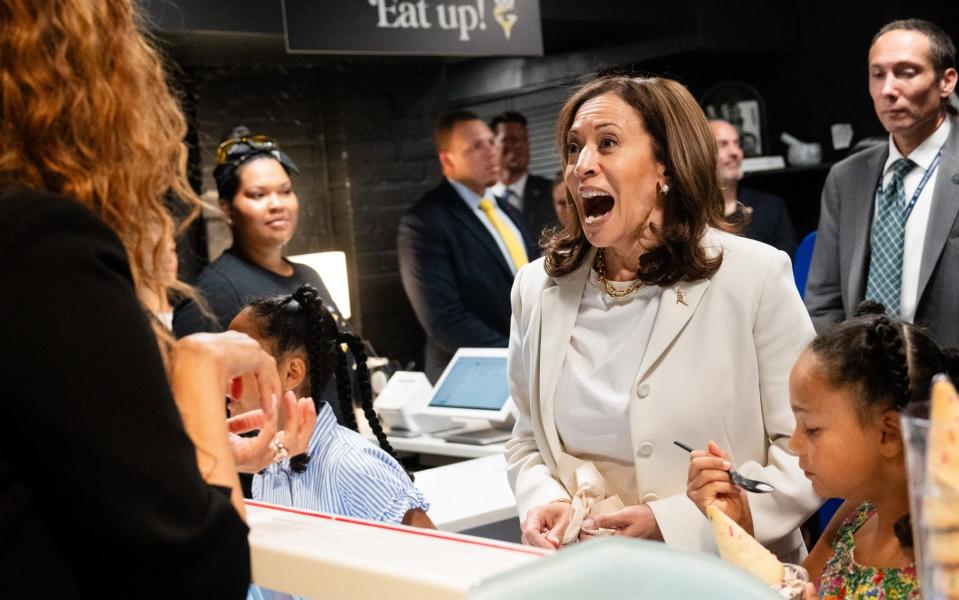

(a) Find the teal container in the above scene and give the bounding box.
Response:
[470,537,781,600]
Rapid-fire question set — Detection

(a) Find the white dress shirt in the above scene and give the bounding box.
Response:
[553,270,662,463]
[448,177,528,274]
[490,172,529,211]
[881,119,951,322]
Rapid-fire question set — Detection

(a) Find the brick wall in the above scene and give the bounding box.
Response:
[323,62,448,367]
[188,60,448,367]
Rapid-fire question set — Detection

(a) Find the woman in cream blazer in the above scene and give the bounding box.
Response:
[506,75,819,560]
[507,230,819,558]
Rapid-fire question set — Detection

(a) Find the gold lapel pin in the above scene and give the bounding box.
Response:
[677,288,688,306]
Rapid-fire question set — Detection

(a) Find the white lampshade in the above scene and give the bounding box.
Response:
[288,251,352,319]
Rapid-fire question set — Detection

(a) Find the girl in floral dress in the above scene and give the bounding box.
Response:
[687,302,959,599]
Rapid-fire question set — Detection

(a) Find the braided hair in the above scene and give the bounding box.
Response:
[245,285,409,477]
[807,300,959,547]
[337,332,401,471]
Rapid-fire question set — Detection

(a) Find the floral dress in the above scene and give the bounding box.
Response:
[819,502,919,599]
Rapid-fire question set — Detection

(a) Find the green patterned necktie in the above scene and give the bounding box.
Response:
[865,157,916,315]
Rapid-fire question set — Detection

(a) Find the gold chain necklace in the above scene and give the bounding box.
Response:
[594,249,645,298]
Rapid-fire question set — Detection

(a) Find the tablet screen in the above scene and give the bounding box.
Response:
[428,356,509,411]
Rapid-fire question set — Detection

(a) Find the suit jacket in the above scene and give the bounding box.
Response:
[519,173,559,242]
[805,116,959,348]
[738,186,797,256]
[398,179,538,382]
[505,229,819,558]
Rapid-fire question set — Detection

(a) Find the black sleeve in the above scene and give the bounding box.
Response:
[173,268,240,337]
[0,194,249,597]
[770,197,798,257]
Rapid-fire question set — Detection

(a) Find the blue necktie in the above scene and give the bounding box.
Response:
[865,158,916,315]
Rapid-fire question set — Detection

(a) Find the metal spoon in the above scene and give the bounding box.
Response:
[674,440,775,494]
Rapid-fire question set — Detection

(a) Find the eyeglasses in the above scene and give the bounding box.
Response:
[215,135,279,165]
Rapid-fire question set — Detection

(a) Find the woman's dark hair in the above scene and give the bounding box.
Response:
[544,75,737,285]
[212,125,299,203]
[245,285,407,478]
[807,300,959,547]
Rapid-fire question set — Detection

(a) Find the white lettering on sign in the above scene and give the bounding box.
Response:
[368,0,432,29]
[368,0,509,42]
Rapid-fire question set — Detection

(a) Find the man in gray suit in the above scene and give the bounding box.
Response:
[806,18,959,348]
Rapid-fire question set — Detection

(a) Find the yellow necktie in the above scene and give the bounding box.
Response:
[479,198,528,270]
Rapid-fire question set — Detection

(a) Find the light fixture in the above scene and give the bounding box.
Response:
[288,251,352,319]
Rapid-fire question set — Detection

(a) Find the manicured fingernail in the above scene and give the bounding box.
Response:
[722,460,731,469]
[229,376,243,399]
[582,519,595,528]
[268,393,277,416]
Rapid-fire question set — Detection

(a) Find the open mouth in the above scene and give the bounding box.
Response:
[581,190,615,225]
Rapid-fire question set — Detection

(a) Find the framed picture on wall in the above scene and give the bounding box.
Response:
[701,82,769,157]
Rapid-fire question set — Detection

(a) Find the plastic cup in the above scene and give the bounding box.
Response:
[774,563,810,599]
[901,402,959,599]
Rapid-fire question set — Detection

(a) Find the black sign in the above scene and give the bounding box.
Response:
[282,0,543,57]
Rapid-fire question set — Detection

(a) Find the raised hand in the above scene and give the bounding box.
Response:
[687,441,754,534]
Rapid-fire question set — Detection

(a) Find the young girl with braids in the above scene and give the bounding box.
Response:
[229,285,434,528]
[686,301,959,599]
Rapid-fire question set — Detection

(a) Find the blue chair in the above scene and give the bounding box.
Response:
[792,231,817,298]
[470,537,781,599]
[817,498,844,534]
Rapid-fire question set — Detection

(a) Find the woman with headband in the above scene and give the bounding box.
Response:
[174,127,344,338]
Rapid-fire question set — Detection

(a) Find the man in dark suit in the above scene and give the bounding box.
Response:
[709,119,797,255]
[398,110,538,382]
[806,19,959,347]
[490,111,557,240]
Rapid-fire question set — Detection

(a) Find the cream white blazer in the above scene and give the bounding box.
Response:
[505,228,821,559]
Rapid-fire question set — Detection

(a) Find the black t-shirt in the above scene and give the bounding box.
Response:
[173,248,343,336]
[174,248,351,429]
[0,188,249,597]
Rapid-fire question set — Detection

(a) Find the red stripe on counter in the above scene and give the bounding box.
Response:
[245,499,549,558]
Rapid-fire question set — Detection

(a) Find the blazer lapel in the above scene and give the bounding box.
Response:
[635,277,710,383]
[918,118,959,301]
[445,186,515,279]
[538,251,594,430]
[846,148,888,314]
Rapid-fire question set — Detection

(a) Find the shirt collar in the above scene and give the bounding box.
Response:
[886,117,952,173]
[447,177,494,210]
[263,402,336,475]
[306,402,338,454]
[508,173,528,197]
[489,173,529,200]
[489,181,507,199]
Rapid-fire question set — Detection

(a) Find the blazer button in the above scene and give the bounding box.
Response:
[636,384,650,398]
[642,492,659,503]
[951,172,959,185]
[637,441,655,457]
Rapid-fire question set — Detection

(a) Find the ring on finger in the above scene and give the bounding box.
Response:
[269,432,289,463]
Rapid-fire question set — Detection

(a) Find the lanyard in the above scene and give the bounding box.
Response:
[876,147,943,223]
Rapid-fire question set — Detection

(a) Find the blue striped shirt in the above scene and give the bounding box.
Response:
[252,403,429,523]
